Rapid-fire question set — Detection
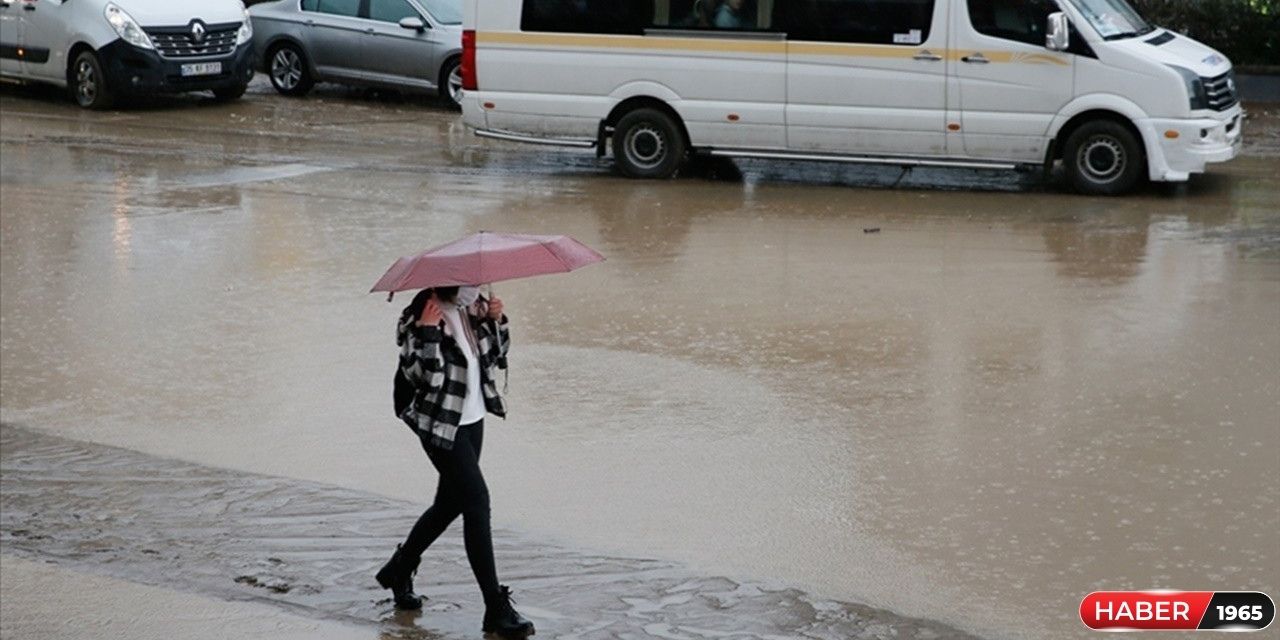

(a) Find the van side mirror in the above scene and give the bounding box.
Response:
[1046,12,1069,51]
[399,17,426,31]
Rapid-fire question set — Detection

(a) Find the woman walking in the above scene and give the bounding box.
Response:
[378,285,534,638]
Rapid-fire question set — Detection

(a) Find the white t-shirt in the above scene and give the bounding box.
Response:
[441,305,487,425]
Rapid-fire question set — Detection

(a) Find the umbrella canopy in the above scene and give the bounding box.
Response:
[370,231,605,294]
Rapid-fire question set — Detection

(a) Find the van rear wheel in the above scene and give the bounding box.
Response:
[612,107,686,179]
[1063,120,1145,196]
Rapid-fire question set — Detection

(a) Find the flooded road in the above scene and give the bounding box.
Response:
[2,80,1279,640]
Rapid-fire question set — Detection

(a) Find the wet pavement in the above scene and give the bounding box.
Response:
[2,79,1279,640]
[1,424,974,639]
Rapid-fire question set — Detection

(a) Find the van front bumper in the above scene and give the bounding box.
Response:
[97,39,255,95]
[1139,105,1244,182]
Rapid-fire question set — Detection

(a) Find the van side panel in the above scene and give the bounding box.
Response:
[470,0,785,149]
[784,1,950,157]
[949,0,1074,162]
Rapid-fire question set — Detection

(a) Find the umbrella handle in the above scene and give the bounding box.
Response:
[487,284,509,394]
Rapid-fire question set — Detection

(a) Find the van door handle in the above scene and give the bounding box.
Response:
[913,50,942,62]
[962,53,990,64]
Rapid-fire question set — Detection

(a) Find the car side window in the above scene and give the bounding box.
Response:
[300,0,319,10]
[368,0,422,23]
[967,0,1058,47]
[315,0,361,17]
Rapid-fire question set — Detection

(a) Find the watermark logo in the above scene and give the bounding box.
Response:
[1081,591,1274,631]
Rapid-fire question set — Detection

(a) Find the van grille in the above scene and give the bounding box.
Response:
[144,23,239,59]
[1202,71,1238,111]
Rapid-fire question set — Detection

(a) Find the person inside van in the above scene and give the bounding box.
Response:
[714,0,750,28]
[678,0,718,27]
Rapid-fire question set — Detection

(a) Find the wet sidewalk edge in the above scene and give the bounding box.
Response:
[0,423,982,640]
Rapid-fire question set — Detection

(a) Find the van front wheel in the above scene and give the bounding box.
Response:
[1062,120,1145,196]
[612,108,686,179]
[71,51,114,110]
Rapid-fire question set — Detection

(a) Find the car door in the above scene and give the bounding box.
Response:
[357,0,438,90]
[302,0,366,81]
[18,0,67,82]
[782,0,949,157]
[951,0,1074,162]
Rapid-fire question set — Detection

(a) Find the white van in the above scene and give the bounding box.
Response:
[1,0,255,109]
[458,0,1242,195]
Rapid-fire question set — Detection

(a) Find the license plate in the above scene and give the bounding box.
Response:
[180,62,222,77]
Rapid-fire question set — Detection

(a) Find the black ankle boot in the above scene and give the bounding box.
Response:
[482,585,535,638]
[375,545,423,610]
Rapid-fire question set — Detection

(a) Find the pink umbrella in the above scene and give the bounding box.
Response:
[370,231,605,297]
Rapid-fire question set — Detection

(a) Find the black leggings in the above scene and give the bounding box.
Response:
[401,420,500,599]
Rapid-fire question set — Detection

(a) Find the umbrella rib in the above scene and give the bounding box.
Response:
[542,239,575,272]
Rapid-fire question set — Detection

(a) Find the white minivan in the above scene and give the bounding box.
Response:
[1,0,256,109]
[459,0,1243,195]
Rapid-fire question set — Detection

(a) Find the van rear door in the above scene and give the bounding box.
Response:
[780,0,948,157]
[951,0,1073,162]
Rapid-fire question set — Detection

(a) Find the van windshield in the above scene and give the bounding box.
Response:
[1067,0,1153,40]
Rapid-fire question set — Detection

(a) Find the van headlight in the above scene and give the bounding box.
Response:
[1169,65,1208,111]
[104,2,154,50]
[236,8,253,45]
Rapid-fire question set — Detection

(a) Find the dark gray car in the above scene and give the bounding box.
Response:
[249,0,463,108]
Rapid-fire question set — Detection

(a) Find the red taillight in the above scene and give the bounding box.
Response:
[461,30,477,91]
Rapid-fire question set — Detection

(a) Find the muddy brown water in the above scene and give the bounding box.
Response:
[2,80,1278,639]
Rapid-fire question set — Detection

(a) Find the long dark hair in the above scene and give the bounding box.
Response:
[405,287,459,321]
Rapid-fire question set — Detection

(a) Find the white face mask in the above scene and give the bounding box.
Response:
[455,286,481,308]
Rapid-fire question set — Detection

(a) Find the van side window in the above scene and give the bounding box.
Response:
[521,0,650,35]
[316,0,361,17]
[301,0,319,10]
[368,0,421,23]
[778,0,936,45]
[967,0,1058,47]
[520,0,772,34]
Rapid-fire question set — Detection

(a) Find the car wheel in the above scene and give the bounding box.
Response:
[268,43,314,96]
[70,51,114,110]
[439,56,462,110]
[212,82,249,102]
[1063,120,1145,196]
[612,107,687,179]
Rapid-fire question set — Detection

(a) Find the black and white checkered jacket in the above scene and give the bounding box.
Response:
[396,297,510,450]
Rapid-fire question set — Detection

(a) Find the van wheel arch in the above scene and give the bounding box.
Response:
[604,99,690,179]
[1049,110,1146,163]
[65,42,96,88]
[603,97,691,153]
[1051,110,1148,195]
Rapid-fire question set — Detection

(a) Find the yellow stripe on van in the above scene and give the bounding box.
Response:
[478,31,785,55]
[477,31,1071,66]
[787,41,926,59]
